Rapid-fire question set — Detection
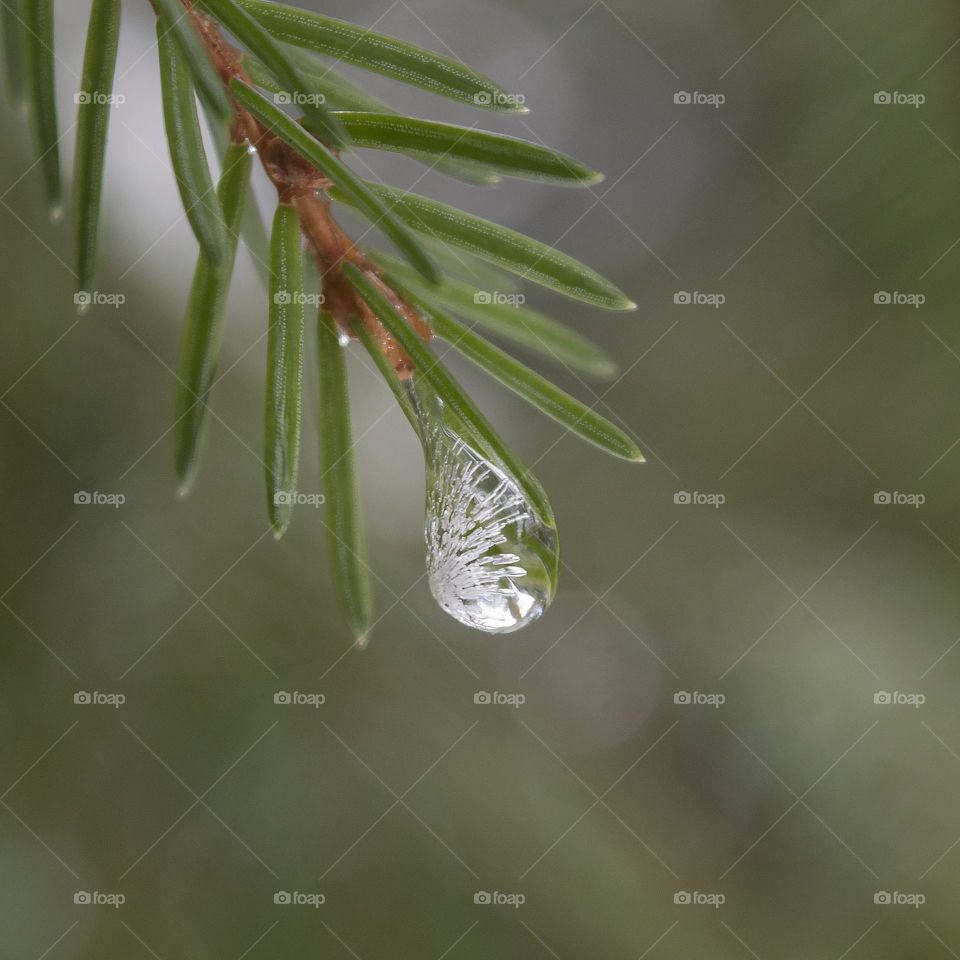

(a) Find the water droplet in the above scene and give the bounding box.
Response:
[406,378,558,634]
[49,201,64,224]
[337,327,351,348]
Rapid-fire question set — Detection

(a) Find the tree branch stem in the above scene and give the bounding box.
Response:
[179,0,429,375]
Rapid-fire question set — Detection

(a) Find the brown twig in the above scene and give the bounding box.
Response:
[182,0,430,376]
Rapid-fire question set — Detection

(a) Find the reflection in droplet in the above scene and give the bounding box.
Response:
[405,376,559,634]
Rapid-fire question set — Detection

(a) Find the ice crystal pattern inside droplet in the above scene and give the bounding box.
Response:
[421,417,558,634]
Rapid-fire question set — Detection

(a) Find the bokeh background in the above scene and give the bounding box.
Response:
[2,0,960,956]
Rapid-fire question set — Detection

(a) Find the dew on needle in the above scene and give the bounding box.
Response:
[406,377,558,633]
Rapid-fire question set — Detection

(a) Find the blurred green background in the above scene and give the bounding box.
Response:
[3,0,960,956]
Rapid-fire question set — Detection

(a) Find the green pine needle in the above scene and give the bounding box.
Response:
[73,0,122,301]
[331,182,636,310]
[242,51,499,186]
[369,252,618,379]
[303,111,600,186]
[157,23,230,267]
[174,142,253,495]
[200,0,347,147]
[23,0,61,217]
[230,0,527,112]
[265,203,306,539]
[343,262,555,527]
[153,0,231,119]
[411,298,643,462]
[2,0,27,111]
[317,312,375,645]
